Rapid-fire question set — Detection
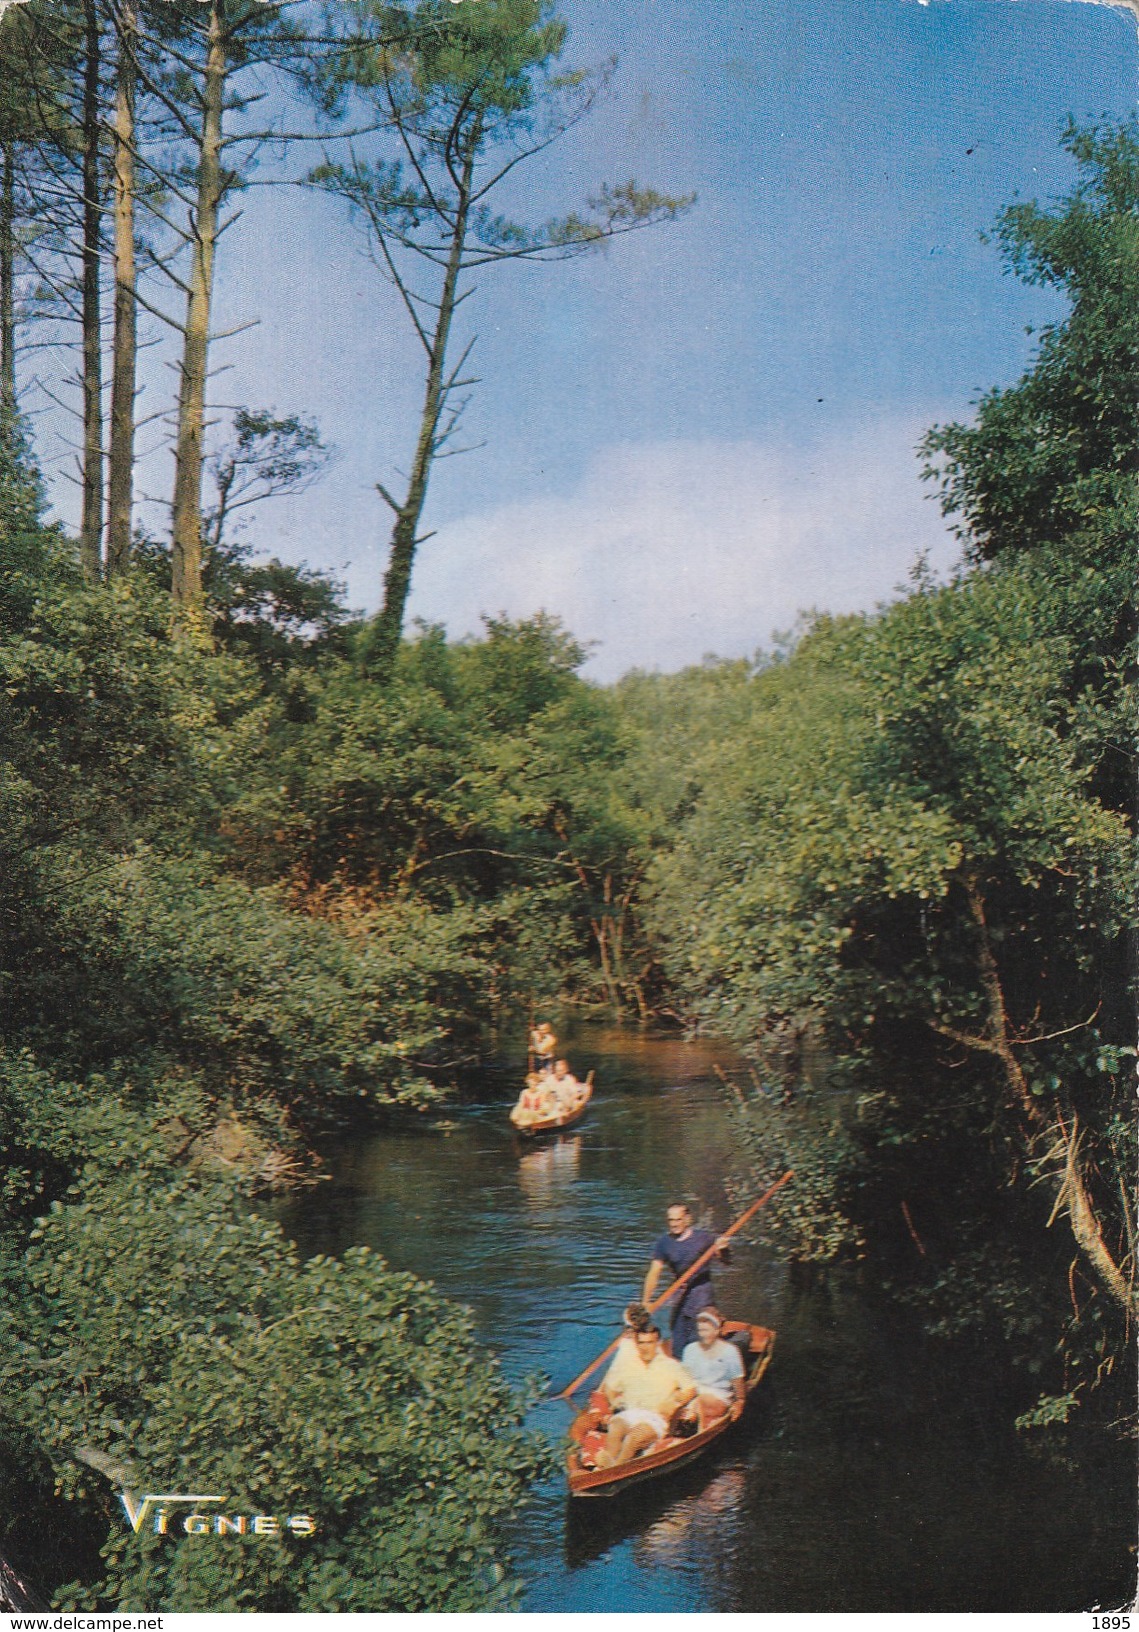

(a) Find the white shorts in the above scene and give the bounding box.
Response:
[615,1407,667,1437]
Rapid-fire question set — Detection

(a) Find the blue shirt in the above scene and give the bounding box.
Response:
[652,1228,717,1285]
[681,1337,745,1400]
[651,1227,718,1314]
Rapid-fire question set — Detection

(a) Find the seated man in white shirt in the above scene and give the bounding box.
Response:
[550,1059,584,1113]
[597,1325,697,1466]
[680,1307,746,1425]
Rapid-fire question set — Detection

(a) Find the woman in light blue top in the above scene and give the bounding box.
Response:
[680,1307,746,1423]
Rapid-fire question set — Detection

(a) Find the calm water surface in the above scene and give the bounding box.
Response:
[279,1021,1136,1613]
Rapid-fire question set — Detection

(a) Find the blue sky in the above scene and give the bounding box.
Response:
[37,0,1139,677]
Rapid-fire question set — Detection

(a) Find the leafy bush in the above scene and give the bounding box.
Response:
[0,1060,550,1611]
[634,123,1139,1405]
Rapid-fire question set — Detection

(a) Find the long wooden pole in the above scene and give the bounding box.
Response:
[553,1169,793,1400]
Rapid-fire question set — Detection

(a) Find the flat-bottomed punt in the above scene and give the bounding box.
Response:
[511,1073,594,1137]
[566,1320,775,1497]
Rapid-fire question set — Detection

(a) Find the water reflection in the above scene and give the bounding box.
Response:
[636,1466,748,1567]
[277,1019,1136,1613]
[561,1385,775,1577]
[516,1134,582,1207]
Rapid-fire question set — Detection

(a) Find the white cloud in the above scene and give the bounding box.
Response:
[405,414,962,681]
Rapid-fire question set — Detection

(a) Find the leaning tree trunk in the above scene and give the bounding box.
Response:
[170,0,224,616]
[79,0,104,582]
[0,138,16,418]
[368,141,475,683]
[105,0,136,578]
[931,872,1136,1315]
[0,1551,45,1613]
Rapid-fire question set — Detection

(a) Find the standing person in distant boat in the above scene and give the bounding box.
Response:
[642,1203,732,1359]
[529,1022,557,1073]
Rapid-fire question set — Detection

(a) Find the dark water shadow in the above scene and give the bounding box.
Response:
[277,1018,1138,1614]
[563,1393,776,1570]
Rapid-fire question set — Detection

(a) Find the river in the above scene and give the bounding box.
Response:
[278,1020,1136,1613]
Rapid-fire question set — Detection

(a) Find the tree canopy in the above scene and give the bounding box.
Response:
[637,124,1138,1417]
[0,70,1133,1607]
[922,118,1139,569]
[309,0,693,678]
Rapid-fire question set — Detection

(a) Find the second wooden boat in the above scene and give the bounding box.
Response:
[565,1319,775,1497]
[511,1072,594,1137]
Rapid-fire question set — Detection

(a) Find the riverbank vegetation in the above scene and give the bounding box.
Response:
[0,0,682,1605]
[634,118,1138,1429]
[0,0,1134,1599]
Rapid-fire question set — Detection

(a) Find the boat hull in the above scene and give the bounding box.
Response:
[566,1320,774,1497]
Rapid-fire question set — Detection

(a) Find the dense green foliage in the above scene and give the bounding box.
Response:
[632,125,1137,1419]
[922,120,1139,564]
[0,109,1133,1611]
[0,433,616,1605]
[0,1060,548,1610]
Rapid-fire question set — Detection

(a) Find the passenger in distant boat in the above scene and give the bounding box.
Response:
[550,1059,584,1112]
[510,1072,558,1127]
[530,1022,557,1072]
[680,1307,746,1425]
[512,1073,541,1117]
[595,1325,697,1466]
[642,1203,733,1359]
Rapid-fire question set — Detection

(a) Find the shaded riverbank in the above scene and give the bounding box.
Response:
[277,1022,1136,1612]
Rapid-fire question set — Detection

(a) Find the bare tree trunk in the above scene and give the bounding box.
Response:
[79,0,104,581]
[930,872,1136,1314]
[105,0,136,577]
[598,873,624,1014]
[171,0,224,616]
[368,142,475,682]
[0,1549,45,1613]
[611,876,651,1018]
[553,820,623,1012]
[209,453,235,554]
[0,139,16,418]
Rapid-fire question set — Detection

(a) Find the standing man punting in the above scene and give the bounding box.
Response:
[642,1202,732,1359]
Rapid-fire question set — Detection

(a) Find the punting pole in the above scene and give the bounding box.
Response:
[552,1168,793,1401]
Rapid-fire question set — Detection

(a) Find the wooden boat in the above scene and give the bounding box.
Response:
[565,1320,775,1497]
[510,1072,594,1137]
